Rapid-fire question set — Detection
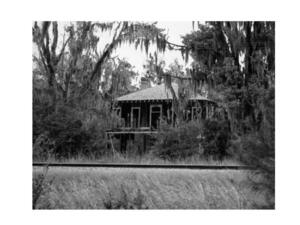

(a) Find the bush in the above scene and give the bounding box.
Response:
[228,132,274,208]
[33,132,55,161]
[229,132,274,189]
[37,106,91,159]
[152,121,202,160]
[33,104,122,161]
[201,119,231,160]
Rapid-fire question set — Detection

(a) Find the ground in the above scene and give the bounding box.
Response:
[33,167,271,209]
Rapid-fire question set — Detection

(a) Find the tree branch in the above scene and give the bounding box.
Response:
[56,36,71,65]
[51,22,58,57]
[162,73,192,80]
[165,40,186,49]
[90,22,125,83]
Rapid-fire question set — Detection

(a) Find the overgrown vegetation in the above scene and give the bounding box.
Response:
[33,21,275,208]
[33,167,272,209]
[103,185,148,209]
[201,119,231,159]
[33,103,123,161]
[32,166,54,209]
[32,21,167,160]
[180,22,275,204]
[151,118,232,161]
[152,121,203,160]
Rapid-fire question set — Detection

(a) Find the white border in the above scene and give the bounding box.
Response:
[1,0,300,225]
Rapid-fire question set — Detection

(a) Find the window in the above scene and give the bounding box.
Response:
[150,105,162,129]
[131,107,141,128]
[206,103,214,119]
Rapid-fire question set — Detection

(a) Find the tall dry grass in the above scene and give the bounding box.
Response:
[33,167,271,209]
[42,150,244,166]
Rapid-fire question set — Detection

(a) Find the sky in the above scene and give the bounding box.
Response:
[108,22,194,73]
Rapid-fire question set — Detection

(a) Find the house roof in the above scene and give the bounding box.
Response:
[116,83,210,102]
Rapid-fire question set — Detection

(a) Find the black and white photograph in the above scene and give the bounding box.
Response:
[32,21,275,209]
[4,0,300,224]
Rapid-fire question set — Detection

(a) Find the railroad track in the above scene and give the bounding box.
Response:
[33,162,254,170]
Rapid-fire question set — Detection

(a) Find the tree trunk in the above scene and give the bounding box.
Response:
[244,22,253,87]
[63,73,72,103]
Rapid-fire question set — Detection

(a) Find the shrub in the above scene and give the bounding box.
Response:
[228,132,274,208]
[152,121,202,160]
[33,132,55,161]
[40,106,90,159]
[229,132,274,189]
[33,103,122,161]
[201,119,231,159]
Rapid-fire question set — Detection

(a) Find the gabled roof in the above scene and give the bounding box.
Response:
[116,83,210,102]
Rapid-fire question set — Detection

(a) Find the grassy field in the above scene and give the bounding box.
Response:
[39,153,245,166]
[33,167,273,209]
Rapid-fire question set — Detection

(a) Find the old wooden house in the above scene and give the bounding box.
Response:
[106,80,215,153]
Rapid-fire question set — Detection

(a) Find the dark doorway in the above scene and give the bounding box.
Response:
[131,107,140,128]
[150,105,162,129]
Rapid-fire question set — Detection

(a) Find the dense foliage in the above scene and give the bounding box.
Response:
[32,21,170,160]
[33,102,122,160]
[201,119,231,159]
[32,21,275,209]
[180,22,275,203]
[33,22,275,175]
[33,55,136,160]
[152,121,202,160]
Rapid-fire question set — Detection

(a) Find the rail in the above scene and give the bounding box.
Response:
[33,162,255,170]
